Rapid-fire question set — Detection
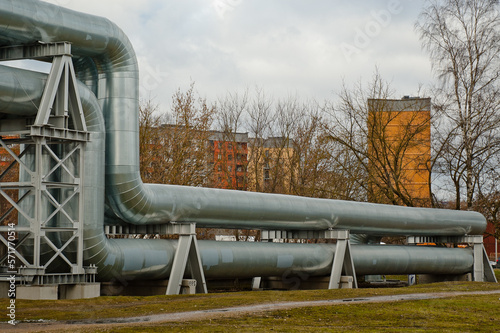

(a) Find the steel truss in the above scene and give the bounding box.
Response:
[0,42,96,287]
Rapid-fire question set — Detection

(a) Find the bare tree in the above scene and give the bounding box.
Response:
[139,98,163,182]
[212,90,249,190]
[246,88,275,193]
[263,97,301,195]
[326,139,367,202]
[472,152,500,243]
[416,0,500,209]
[285,102,328,198]
[139,84,215,186]
[244,92,360,200]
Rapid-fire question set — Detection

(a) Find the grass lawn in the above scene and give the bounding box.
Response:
[133,293,500,333]
[3,270,499,332]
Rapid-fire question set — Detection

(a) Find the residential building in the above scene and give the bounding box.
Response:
[367,97,431,206]
[208,131,249,190]
[247,136,295,194]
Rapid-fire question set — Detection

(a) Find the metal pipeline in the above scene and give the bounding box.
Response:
[0,0,487,236]
[0,1,487,283]
[0,64,475,281]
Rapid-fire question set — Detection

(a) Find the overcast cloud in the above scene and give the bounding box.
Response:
[41,0,432,111]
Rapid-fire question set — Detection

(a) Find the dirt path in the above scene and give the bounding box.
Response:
[4,289,500,332]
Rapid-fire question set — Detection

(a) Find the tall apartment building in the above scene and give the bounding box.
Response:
[367,97,431,206]
[208,131,249,190]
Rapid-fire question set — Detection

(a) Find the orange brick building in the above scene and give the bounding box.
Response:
[208,131,248,190]
[0,135,20,226]
[367,97,431,206]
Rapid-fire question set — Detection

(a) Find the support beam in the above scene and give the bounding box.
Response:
[0,42,72,61]
[34,54,87,131]
[328,230,358,289]
[479,242,497,283]
[165,223,207,295]
[0,42,88,132]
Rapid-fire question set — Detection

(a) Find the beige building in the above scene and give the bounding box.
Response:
[247,137,296,194]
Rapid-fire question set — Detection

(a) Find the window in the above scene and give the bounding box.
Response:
[264,170,270,180]
[228,166,232,172]
[228,154,233,161]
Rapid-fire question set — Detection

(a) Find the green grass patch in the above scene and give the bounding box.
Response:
[4,280,499,324]
[88,293,500,333]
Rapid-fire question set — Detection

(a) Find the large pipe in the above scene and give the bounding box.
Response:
[0,0,487,236]
[0,65,475,281]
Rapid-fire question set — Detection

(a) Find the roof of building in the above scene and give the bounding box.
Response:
[368,97,431,112]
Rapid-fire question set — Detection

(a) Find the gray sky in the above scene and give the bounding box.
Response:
[42,0,432,112]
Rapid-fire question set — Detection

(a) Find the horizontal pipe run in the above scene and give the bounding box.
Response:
[96,240,474,281]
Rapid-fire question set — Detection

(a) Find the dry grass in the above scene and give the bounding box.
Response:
[2,270,499,332]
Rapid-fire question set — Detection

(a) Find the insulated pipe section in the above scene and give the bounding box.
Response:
[0,0,487,236]
[0,67,43,116]
[199,241,474,279]
[122,185,486,236]
[97,240,475,281]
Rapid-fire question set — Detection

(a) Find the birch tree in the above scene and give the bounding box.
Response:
[416,0,500,209]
